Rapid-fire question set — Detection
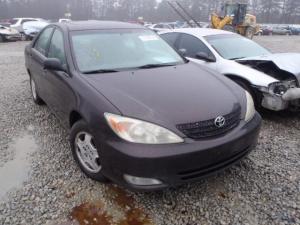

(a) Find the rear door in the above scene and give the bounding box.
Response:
[30,26,54,101]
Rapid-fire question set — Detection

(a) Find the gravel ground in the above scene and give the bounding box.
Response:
[0,36,300,225]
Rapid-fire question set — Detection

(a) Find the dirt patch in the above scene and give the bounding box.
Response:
[69,185,154,225]
[70,201,112,225]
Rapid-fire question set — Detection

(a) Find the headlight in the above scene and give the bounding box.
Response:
[245,91,255,122]
[269,82,288,96]
[104,113,184,144]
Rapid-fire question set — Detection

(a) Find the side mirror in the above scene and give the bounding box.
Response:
[195,52,216,62]
[44,58,65,72]
[178,48,187,56]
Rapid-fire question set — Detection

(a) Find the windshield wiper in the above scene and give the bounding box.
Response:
[136,63,178,69]
[82,69,119,74]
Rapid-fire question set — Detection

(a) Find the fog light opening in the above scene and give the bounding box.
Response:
[124,174,163,186]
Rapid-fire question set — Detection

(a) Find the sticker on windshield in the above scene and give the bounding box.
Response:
[139,35,159,41]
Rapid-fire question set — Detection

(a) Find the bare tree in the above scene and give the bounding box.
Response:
[0,0,299,24]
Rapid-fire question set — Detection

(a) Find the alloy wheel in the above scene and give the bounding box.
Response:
[30,78,37,100]
[75,132,102,173]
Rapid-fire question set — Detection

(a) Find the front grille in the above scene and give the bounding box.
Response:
[176,107,241,139]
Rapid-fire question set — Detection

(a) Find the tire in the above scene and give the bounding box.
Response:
[70,120,109,182]
[245,27,255,39]
[21,33,27,41]
[0,35,4,43]
[30,76,44,105]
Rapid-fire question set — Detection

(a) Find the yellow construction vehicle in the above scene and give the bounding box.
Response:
[211,3,259,39]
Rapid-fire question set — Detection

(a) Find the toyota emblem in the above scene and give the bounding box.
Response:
[214,116,226,128]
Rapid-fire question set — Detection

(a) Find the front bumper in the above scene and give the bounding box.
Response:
[261,88,300,111]
[97,113,262,191]
[3,34,22,41]
[25,32,38,38]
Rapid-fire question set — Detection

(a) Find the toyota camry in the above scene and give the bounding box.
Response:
[25,21,261,191]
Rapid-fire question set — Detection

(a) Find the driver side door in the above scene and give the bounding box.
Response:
[44,28,76,126]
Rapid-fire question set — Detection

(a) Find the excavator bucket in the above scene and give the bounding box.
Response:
[211,13,233,30]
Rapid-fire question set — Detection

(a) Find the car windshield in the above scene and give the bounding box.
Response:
[205,34,271,60]
[71,29,185,73]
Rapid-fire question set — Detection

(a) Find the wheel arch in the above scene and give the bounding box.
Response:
[224,74,253,86]
[26,68,32,76]
[0,34,4,42]
[69,110,84,128]
[225,74,262,107]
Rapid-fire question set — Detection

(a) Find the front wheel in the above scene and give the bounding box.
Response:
[245,27,255,39]
[70,120,109,182]
[30,76,44,105]
[0,35,4,43]
[21,33,27,41]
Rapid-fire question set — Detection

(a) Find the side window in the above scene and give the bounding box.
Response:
[48,29,66,65]
[161,33,180,47]
[21,19,35,24]
[178,34,213,59]
[34,27,54,56]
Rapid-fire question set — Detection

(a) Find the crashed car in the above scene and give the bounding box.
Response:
[160,28,300,111]
[0,25,21,42]
[23,20,49,40]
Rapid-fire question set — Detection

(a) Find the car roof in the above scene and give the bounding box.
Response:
[166,28,235,37]
[13,18,40,20]
[57,20,144,31]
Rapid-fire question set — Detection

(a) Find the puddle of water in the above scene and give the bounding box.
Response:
[69,186,154,225]
[0,133,37,200]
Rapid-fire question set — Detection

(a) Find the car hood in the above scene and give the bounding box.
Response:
[23,21,49,34]
[237,53,300,83]
[84,63,245,131]
[23,21,49,30]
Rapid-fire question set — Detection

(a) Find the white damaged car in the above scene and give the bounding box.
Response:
[160,28,300,111]
[0,25,21,42]
[23,20,49,40]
